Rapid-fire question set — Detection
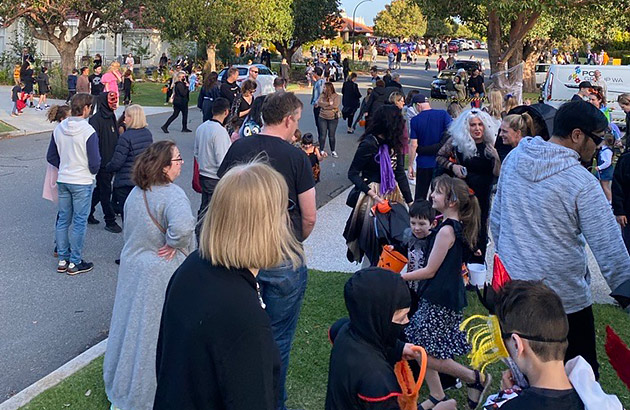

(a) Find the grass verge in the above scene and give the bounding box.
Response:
[0,120,16,133]
[128,82,200,108]
[18,270,630,409]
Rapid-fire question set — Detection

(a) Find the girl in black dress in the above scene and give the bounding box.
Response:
[401,175,491,410]
[300,132,327,183]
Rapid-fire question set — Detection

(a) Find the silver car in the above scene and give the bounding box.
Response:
[217,64,277,95]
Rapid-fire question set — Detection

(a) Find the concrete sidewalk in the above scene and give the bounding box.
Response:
[0,85,172,137]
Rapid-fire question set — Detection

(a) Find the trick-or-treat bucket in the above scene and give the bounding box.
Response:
[359,119,366,127]
[378,245,408,273]
[468,263,487,288]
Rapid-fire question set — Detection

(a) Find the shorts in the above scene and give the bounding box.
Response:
[596,166,613,181]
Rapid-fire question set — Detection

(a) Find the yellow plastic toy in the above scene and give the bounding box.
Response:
[460,315,509,373]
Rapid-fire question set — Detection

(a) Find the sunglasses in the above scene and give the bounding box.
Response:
[171,156,184,163]
[580,129,604,146]
[251,70,259,73]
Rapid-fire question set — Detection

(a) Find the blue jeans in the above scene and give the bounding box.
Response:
[258,262,308,410]
[12,101,18,114]
[56,182,94,264]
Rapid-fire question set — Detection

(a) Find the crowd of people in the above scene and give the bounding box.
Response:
[36,42,630,410]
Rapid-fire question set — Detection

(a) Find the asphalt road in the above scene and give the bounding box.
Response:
[0,52,480,400]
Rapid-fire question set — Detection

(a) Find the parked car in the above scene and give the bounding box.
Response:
[473,40,482,49]
[377,42,389,55]
[456,39,470,50]
[452,60,482,74]
[448,41,460,53]
[217,64,277,95]
[431,70,458,99]
[466,40,475,50]
[535,63,550,88]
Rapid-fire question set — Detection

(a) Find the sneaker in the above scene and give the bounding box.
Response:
[105,222,123,233]
[331,151,338,158]
[87,215,100,225]
[182,128,193,133]
[44,104,50,109]
[56,260,69,273]
[67,260,94,275]
[36,106,42,111]
[10,113,18,117]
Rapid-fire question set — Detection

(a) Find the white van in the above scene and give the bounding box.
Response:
[541,64,630,125]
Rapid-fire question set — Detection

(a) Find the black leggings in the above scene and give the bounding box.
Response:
[566,305,599,379]
[163,103,188,130]
[343,108,357,129]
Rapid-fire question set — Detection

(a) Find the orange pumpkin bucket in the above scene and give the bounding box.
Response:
[359,119,366,127]
[378,245,408,273]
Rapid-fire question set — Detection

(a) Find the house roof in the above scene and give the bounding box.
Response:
[338,17,373,34]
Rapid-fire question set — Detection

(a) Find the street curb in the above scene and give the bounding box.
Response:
[0,339,108,410]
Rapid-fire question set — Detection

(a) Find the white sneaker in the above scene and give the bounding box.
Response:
[331,151,338,158]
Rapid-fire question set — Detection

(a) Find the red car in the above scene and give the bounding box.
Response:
[448,41,460,53]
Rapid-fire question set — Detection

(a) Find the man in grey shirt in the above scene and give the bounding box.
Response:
[491,100,630,378]
[193,97,231,233]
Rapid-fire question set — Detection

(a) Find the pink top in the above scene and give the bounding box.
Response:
[101,72,121,97]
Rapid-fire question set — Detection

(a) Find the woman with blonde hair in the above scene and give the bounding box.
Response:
[486,89,503,119]
[317,81,342,157]
[154,161,302,410]
[106,104,154,220]
[503,94,518,117]
[499,112,535,148]
[437,108,500,262]
[104,140,195,410]
[101,61,122,102]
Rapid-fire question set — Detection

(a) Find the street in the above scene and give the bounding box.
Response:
[0,56,448,400]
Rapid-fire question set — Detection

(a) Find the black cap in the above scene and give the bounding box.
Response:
[553,100,608,137]
[412,94,427,104]
[578,81,593,90]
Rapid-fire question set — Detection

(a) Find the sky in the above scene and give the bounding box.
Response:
[340,0,389,25]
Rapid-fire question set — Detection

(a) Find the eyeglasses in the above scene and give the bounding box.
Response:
[171,156,184,163]
[580,129,604,146]
[251,70,259,73]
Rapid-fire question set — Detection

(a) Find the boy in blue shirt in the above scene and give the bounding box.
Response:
[66,68,78,103]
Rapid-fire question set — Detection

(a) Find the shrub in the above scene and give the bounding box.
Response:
[0,68,12,85]
[47,64,67,100]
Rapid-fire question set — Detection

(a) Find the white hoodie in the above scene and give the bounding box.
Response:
[51,117,100,185]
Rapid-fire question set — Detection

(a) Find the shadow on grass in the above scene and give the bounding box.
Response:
[18,270,630,410]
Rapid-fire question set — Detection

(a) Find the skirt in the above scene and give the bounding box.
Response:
[344,182,404,264]
[404,298,471,360]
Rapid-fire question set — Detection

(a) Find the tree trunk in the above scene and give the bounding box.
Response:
[274,41,300,67]
[522,39,549,94]
[487,10,504,87]
[205,44,217,73]
[57,43,80,76]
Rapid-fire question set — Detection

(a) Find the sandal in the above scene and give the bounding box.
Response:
[466,370,492,409]
[420,394,449,410]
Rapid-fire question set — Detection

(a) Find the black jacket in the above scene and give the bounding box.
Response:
[154,251,280,410]
[105,127,153,187]
[347,134,413,204]
[89,93,119,168]
[342,80,362,110]
[172,81,189,106]
[366,86,388,118]
[325,268,410,410]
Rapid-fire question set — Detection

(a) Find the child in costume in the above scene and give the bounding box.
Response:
[401,175,491,410]
[300,132,327,183]
[325,267,456,410]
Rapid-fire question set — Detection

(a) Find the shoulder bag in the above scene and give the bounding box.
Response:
[143,190,189,257]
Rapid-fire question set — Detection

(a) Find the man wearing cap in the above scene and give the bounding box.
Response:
[572,81,593,101]
[408,94,452,200]
[491,100,630,380]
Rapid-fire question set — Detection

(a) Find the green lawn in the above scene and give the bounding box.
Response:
[128,82,200,107]
[0,120,16,133]
[18,270,630,410]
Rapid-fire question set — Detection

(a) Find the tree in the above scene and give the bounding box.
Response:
[374,0,426,39]
[425,17,456,39]
[0,0,126,75]
[270,0,341,66]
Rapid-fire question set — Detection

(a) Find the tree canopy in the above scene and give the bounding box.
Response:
[0,0,126,74]
[374,0,427,39]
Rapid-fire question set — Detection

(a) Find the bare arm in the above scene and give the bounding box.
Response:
[298,187,317,240]
[408,138,418,177]
[401,226,454,281]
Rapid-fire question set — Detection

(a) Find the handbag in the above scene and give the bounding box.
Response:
[192,158,202,193]
[143,190,189,257]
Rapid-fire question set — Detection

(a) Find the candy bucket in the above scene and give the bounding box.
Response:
[468,263,487,288]
[378,245,408,273]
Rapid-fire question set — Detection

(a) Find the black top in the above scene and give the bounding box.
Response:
[365,87,389,118]
[123,78,132,91]
[456,143,495,209]
[342,80,362,110]
[11,85,21,101]
[89,92,119,167]
[571,94,584,102]
[238,95,253,116]
[88,73,104,95]
[217,134,315,241]
[347,134,413,204]
[325,268,410,410]
[421,219,468,312]
[220,81,240,105]
[467,75,484,94]
[105,127,153,187]
[21,68,34,93]
[154,251,280,410]
[612,151,630,217]
[172,81,189,105]
[501,387,584,410]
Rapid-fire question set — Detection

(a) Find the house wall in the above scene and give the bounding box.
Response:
[0,20,172,67]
